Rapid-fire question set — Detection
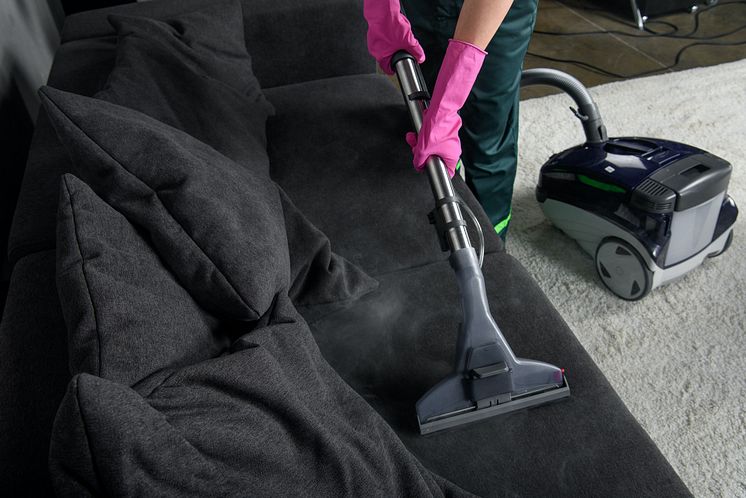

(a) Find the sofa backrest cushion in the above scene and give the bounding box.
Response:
[58,0,374,90]
[113,0,267,97]
[56,174,226,385]
[96,3,276,173]
[41,86,290,322]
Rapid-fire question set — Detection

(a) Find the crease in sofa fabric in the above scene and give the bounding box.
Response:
[49,374,101,497]
[59,174,104,377]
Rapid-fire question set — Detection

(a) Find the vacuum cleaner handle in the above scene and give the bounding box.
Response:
[390,50,472,253]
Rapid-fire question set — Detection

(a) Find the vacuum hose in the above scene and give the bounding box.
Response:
[520,68,608,144]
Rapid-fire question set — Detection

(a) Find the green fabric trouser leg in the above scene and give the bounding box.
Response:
[400,0,539,240]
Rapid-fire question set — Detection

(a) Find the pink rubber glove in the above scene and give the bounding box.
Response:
[363,0,426,75]
[405,38,488,178]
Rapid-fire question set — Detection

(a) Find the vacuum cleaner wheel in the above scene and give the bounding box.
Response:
[595,237,652,301]
[708,230,734,258]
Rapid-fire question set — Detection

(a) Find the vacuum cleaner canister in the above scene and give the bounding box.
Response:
[522,69,738,300]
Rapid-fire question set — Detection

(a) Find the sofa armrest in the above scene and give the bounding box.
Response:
[60,0,375,89]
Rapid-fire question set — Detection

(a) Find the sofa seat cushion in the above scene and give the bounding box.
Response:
[307,251,691,497]
[56,174,227,385]
[49,294,472,497]
[264,73,503,278]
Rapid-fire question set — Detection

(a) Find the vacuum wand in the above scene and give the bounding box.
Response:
[390,50,570,435]
[390,51,471,253]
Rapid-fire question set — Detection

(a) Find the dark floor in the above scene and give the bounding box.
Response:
[522,0,746,98]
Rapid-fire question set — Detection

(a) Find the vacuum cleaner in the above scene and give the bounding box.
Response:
[390,52,570,435]
[522,69,738,300]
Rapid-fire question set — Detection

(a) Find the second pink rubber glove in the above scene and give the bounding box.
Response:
[406,38,488,178]
[363,0,426,75]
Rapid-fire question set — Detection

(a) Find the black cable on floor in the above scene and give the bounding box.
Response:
[528,0,746,78]
[527,39,746,79]
[534,0,746,39]
[551,0,745,33]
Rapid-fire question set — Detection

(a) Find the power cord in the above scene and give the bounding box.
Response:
[535,0,745,39]
[528,40,746,79]
[527,0,746,79]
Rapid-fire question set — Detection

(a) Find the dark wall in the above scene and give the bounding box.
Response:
[0,82,33,314]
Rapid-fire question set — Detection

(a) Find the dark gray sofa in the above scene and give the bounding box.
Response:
[0,0,690,496]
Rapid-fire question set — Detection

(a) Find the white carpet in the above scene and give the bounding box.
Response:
[511,59,746,498]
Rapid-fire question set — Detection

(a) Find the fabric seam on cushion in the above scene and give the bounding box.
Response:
[137,369,183,399]
[45,94,260,318]
[368,247,503,279]
[63,176,104,377]
[71,376,105,493]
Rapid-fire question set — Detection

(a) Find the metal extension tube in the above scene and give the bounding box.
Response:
[391,52,471,253]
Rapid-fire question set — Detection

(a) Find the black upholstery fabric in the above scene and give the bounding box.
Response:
[96,3,276,172]
[0,251,69,497]
[308,252,691,497]
[264,74,503,277]
[59,0,374,90]
[279,187,379,307]
[94,10,375,308]
[49,294,471,497]
[56,174,225,386]
[40,86,289,322]
[109,0,270,98]
[7,0,372,266]
[7,5,377,310]
[1,0,692,495]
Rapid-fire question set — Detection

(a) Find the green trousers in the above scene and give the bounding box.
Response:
[400,0,539,239]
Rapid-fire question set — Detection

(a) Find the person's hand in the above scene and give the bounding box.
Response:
[405,38,487,177]
[363,0,426,75]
